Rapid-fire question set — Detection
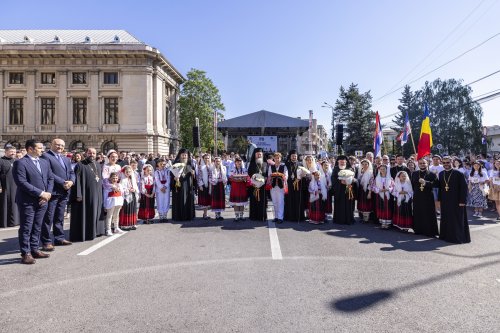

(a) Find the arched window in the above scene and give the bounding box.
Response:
[69,140,85,152]
[101,141,118,155]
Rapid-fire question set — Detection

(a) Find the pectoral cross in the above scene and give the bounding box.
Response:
[445,185,449,192]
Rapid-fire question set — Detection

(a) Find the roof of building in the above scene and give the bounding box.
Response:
[0,30,143,44]
[218,110,309,129]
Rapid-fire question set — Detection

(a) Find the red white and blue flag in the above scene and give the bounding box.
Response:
[401,111,411,145]
[373,111,383,157]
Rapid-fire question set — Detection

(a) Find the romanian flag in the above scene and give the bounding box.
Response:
[373,111,383,157]
[417,103,433,160]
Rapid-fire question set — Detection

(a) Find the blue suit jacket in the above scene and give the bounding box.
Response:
[41,151,75,196]
[13,155,54,204]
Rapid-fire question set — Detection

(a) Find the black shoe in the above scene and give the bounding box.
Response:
[217,216,224,221]
[273,218,278,222]
[131,226,137,230]
[277,219,283,224]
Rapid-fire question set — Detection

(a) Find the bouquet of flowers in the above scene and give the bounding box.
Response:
[251,174,266,188]
[338,169,355,199]
[170,163,186,188]
[296,166,311,179]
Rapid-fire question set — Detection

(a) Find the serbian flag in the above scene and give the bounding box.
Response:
[373,111,383,157]
[402,111,411,145]
[417,103,433,160]
[396,131,404,144]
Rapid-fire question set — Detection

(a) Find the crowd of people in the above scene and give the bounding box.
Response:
[1,137,498,265]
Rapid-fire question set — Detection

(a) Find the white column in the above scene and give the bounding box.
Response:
[26,70,36,131]
[89,70,99,131]
[57,70,68,132]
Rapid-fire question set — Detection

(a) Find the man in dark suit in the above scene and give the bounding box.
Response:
[40,138,75,251]
[13,139,54,264]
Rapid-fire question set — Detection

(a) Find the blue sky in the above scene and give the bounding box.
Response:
[2,0,499,133]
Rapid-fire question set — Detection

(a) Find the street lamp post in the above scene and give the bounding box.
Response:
[322,102,335,154]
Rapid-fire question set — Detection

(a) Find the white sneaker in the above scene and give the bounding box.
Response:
[115,227,125,233]
[106,230,113,236]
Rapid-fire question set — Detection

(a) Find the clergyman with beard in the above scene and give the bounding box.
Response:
[247,148,268,221]
[69,147,105,241]
[411,158,439,237]
[284,149,306,222]
[170,148,196,221]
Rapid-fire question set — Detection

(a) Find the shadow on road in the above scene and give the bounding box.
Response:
[331,258,500,313]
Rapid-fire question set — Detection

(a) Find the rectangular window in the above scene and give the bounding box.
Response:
[103,72,119,84]
[41,73,56,84]
[104,98,119,124]
[73,98,87,124]
[41,98,56,125]
[72,72,86,84]
[9,72,24,84]
[9,98,23,125]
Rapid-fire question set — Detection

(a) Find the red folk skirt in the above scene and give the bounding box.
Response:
[198,185,211,207]
[211,182,226,211]
[120,193,138,227]
[308,197,325,222]
[357,187,374,213]
[138,184,155,220]
[392,199,413,229]
[375,194,392,220]
[229,180,248,205]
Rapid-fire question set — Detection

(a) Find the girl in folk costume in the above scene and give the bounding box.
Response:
[467,161,489,217]
[102,150,121,186]
[138,164,155,224]
[119,165,140,230]
[320,160,333,219]
[487,159,500,221]
[357,159,374,223]
[197,154,212,220]
[267,152,288,224]
[308,170,328,224]
[372,164,394,229]
[229,157,249,221]
[154,159,171,222]
[210,157,227,220]
[103,172,125,236]
[391,171,414,231]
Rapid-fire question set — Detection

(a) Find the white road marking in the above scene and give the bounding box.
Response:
[497,279,500,283]
[77,232,127,256]
[267,221,283,260]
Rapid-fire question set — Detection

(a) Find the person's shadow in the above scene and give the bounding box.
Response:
[0,236,21,265]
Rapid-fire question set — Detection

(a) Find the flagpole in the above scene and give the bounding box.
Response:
[410,132,417,156]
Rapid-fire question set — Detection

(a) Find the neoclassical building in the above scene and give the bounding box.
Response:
[0,30,184,154]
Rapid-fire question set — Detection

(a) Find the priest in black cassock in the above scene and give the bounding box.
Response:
[70,148,105,241]
[284,150,306,222]
[248,148,268,221]
[438,156,471,244]
[331,155,358,225]
[170,148,196,221]
[411,158,439,237]
[0,145,20,228]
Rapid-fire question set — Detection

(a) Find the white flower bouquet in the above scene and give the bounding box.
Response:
[296,166,311,180]
[251,173,266,188]
[170,163,186,188]
[338,169,355,185]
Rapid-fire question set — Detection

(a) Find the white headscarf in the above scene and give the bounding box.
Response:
[375,166,392,200]
[393,171,413,206]
[210,158,227,184]
[198,155,211,187]
[358,159,373,192]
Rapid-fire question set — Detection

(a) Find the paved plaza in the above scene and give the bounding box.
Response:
[0,206,499,333]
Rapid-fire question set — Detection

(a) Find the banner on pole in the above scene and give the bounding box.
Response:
[247,136,277,152]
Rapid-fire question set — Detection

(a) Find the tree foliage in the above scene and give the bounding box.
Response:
[178,69,225,152]
[394,79,483,156]
[334,83,375,155]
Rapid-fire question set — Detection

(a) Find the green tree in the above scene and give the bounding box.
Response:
[334,83,375,155]
[398,79,483,156]
[178,69,225,152]
[392,85,422,157]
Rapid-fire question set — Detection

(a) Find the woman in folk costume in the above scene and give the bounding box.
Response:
[138,164,155,224]
[209,157,227,220]
[229,157,249,221]
[308,169,328,224]
[302,155,316,221]
[119,165,140,230]
[467,161,489,217]
[320,160,333,220]
[197,154,212,220]
[357,159,374,223]
[391,171,414,231]
[154,158,170,222]
[372,164,394,229]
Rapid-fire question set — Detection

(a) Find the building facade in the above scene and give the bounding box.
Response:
[297,120,329,155]
[0,30,184,154]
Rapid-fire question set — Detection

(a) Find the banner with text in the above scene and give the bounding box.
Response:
[248,136,277,152]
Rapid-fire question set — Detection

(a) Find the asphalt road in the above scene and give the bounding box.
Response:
[0,206,499,333]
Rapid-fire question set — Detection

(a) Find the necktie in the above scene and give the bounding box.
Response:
[58,154,66,170]
[34,159,42,173]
